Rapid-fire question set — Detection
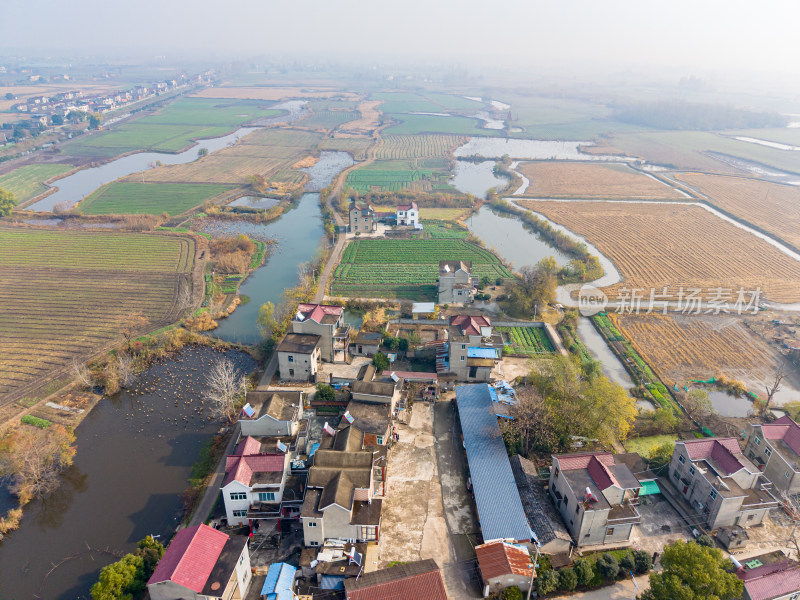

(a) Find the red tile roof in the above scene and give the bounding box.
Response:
[224,436,285,487]
[740,562,800,600]
[682,438,746,475]
[555,452,615,471]
[296,303,343,323]
[761,415,800,456]
[450,314,491,336]
[397,201,418,211]
[147,524,228,592]
[587,455,620,490]
[344,559,447,600]
[476,541,532,581]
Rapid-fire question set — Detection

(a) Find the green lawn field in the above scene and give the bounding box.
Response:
[383,114,496,136]
[78,182,234,216]
[331,238,512,300]
[0,164,74,203]
[346,158,457,194]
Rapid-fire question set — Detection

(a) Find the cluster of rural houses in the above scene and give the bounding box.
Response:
[348,200,420,233]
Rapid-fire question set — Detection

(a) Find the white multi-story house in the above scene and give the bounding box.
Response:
[292,303,350,363]
[221,436,291,526]
[239,390,303,438]
[277,333,321,382]
[447,315,503,381]
[744,415,800,495]
[396,201,419,227]
[666,438,779,530]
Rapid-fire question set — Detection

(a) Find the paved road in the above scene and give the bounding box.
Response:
[188,422,241,527]
[313,234,346,303]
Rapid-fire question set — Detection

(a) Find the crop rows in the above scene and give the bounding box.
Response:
[497,326,555,355]
[299,110,359,130]
[331,239,511,299]
[521,200,800,304]
[0,226,195,402]
[376,135,468,160]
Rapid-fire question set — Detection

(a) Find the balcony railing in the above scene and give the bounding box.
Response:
[607,502,641,525]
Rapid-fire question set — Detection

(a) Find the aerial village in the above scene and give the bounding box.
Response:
[139,202,800,600]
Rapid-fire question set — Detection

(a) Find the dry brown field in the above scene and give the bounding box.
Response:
[123,128,321,187]
[191,86,359,101]
[375,135,468,160]
[675,173,800,250]
[336,100,382,136]
[614,312,782,388]
[520,200,800,303]
[518,162,686,199]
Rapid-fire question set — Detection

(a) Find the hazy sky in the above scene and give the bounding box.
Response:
[3,0,800,79]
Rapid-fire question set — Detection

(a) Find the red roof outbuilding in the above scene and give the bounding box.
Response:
[147,524,229,593]
[344,559,447,600]
[476,540,533,582]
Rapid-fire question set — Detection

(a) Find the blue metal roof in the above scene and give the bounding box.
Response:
[456,384,534,543]
[467,347,499,359]
[261,562,297,598]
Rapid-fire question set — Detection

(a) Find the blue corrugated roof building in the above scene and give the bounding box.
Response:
[261,562,297,600]
[456,384,534,544]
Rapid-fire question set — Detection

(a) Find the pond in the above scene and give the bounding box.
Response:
[706,388,755,418]
[301,151,355,192]
[450,160,508,197]
[454,137,630,161]
[466,205,569,270]
[0,346,255,600]
[227,196,280,210]
[27,127,258,212]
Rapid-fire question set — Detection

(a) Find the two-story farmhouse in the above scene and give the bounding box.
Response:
[293,303,350,363]
[667,438,779,530]
[447,315,503,381]
[396,201,419,227]
[735,551,800,600]
[222,436,291,526]
[349,201,376,234]
[240,390,303,437]
[301,449,382,547]
[438,260,475,304]
[549,452,642,547]
[744,415,800,494]
[277,333,321,382]
[147,524,252,600]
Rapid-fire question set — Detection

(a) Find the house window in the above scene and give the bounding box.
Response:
[258,492,275,502]
[709,489,717,501]
[754,435,761,446]
[575,504,580,514]
[359,526,378,541]
[606,528,615,536]
[230,492,247,501]
[747,514,755,521]
[689,466,695,476]
[310,541,319,546]
[232,510,247,518]
[288,355,294,362]
[461,344,466,349]
[764,447,772,458]
[673,470,680,480]
[376,436,384,445]
[786,471,792,479]
[460,356,465,361]
[307,521,317,527]
[678,455,686,464]
[554,468,560,479]
[289,369,294,376]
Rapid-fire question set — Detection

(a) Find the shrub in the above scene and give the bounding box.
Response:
[620,551,635,573]
[696,534,715,547]
[536,569,559,595]
[21,415,52,429]
[596,553,620,580]
[633,549,652,574]
[502,586,523,600]
[372,352,390,372]
[558,567,578,591]
[315,383,336,404]
[575,558,594,586]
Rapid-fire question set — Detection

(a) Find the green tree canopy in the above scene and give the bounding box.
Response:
[0,188,15,217]
[641,540,743,600]
[90,554,143,600]
[372,352,390,373]
[315,383,336,404]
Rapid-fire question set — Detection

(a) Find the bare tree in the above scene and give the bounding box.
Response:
[117,352,135,388]
[0,425,76,502]
[176,278,195,316]
[71,358,92,387]
[764,367,786,414]
[203,358,247,422]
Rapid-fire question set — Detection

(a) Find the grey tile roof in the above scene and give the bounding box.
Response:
[510,455,571,547]
[456,384,534,543]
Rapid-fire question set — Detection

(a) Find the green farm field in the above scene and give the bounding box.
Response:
[497,326,555,356]
[0,164,74,204]
[330,238,512,300]
[0,225,196,403]
[383,113,495,136]
[346,159,457,193]
[79,182,234,216]
[63,97,282,158]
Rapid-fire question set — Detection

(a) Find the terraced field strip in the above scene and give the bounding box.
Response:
[0,163,74,203]
[0,226,196,403]
[78,182,235,216]
[375,135,468,160]
[615,313,781,388]
[319,136,372,160]
[675,172,800,251]
[331,238,511,299]
[297,109,359,130]
[496,326,555,355]
[520,200,800,304]
[517,162,686,200]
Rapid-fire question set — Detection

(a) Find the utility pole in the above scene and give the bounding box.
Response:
[526,543,541,600]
